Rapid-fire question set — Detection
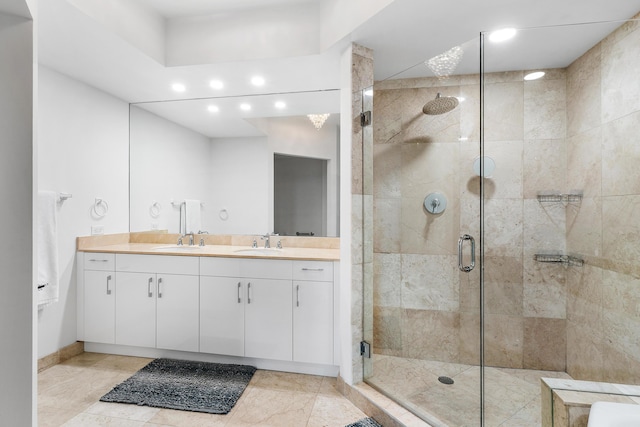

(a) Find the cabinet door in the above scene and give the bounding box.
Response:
[245,279,292,361]
[116,272,156,348]
[156,274,199,352]
[84,270,116,344]
[293,281,334,365]
[200,277,244,356]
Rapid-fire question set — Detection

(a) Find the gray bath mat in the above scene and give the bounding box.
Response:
[100,358,256,414]
[345,418,383,427]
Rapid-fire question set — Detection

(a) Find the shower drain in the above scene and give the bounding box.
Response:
[438,376,454,385]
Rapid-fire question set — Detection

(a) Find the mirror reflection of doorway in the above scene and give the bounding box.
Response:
[273,154,327,237]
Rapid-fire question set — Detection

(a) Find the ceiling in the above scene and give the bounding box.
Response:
[37,0,640,137]
[139,0,319,18]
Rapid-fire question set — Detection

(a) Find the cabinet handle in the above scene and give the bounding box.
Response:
[247,282,251,304]
[301,268,324,271]
[89,259,109,262]
[106,275,112,295]
[158,277,163,298]
[147,277,153,297]
[296,284,300,307]
[237,282,242,303]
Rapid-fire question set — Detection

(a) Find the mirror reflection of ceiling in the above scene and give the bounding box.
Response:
[136,90,341,138]
[39,0,640,104]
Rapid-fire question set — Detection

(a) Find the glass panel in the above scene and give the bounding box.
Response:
[364,37,483,426]
[363,85,374,381]
[481,18,640,426]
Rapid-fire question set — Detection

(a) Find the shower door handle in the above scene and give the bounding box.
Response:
[458,234,475,272]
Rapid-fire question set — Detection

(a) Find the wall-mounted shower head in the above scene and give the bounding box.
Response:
[422,93,459,115]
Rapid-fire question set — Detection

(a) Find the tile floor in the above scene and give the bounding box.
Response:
[38,352,369,427]
[365,354,573,427]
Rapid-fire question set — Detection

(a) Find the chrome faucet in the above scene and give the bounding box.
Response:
[260,233,279,249]
[178,232,195,246]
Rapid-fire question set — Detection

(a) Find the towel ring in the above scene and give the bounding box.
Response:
[219,209,229,221]
[149,201,161,218]
[93,198,109,218]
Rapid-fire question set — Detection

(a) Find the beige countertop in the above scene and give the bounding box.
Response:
[79,242,340,261]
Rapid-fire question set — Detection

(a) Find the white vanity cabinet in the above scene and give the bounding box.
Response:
[79,248,338,374]
[200,257,293,361]
[200,276,245,356]
[244,278,292,361]
[115,254,199,352]
[292,261,334,365]
[83,253,116,344]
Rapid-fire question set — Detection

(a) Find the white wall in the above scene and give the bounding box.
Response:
[166,3,321,65]
[209,137,270,235]
[65,0,165,64]
[0,9,34,426]
[37,66,129,358]
[129,107,213,234]
[319,0,395,50]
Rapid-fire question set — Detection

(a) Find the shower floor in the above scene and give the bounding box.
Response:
[365,354,572,427]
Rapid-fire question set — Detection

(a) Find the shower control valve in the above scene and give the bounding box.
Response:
[424,192,447,214]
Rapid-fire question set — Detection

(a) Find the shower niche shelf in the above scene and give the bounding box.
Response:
[534,253,584,267]
[536,192,583,204]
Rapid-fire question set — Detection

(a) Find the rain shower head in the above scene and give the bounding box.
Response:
[422,93,459,115]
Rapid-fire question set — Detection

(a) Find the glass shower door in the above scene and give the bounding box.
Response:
[364,37,484,426]
[364,15,640,426]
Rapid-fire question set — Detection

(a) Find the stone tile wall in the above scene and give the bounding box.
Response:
[565,18,640,383]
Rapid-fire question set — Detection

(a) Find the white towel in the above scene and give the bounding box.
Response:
[37,191,59,308]
[185,199,201,234]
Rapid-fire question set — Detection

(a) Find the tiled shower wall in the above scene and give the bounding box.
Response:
[372,17,640,377]
[564,18,640,383]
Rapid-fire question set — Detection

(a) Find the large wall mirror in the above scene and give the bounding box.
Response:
[129,90,340,237]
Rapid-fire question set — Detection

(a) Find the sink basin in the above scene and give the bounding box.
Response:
[152,245,203,252]
[234,248,283,255]
[588,402,640,427]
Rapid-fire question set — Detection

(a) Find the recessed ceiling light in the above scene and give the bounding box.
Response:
[251,76,265,86]
[171,83,186,92]
[524,71,545,81]
[240,103,251,111]
[207,105,219,113]
[209,80,224,90]
[274,101,286,109]
[488,28,517,43]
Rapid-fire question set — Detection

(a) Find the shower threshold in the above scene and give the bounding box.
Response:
[365,354,572,426]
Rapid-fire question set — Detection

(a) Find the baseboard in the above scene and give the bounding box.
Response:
[38,341,85,372]
[84,342,340,377]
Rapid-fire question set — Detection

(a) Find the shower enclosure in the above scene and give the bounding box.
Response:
[363,17,640,426]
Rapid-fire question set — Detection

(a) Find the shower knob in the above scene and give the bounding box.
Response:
[424,192,447,214]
